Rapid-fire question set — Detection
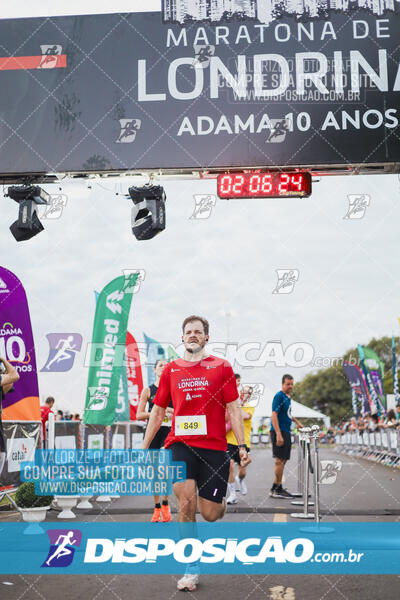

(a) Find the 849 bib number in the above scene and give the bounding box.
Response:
[175,415,207,436]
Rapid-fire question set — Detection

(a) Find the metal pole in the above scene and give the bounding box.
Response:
[311,425,320,524]
[290,435,304,498]
[291,428,314,506]
[291,428,314,519]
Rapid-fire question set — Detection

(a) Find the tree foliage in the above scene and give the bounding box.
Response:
[291,336,399,423]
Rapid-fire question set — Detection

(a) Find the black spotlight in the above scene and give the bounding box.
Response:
[7,185,49,242]
[129,184,166,241]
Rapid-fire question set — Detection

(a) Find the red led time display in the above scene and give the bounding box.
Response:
[217,172,312,199]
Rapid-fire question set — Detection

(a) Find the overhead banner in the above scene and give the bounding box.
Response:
[0,267,40,421]
[342,362,371,416]
[126,332,144,421]
[0,5,399,175]
[83,275,137,426]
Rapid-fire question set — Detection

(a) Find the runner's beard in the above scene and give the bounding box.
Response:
[186,341,205,354]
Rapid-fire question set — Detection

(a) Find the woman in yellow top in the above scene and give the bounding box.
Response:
[226,385,255,504]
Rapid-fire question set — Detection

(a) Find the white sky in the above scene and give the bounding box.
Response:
[2,2,400,420]
[2,173,400,419]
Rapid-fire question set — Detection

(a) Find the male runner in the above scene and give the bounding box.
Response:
[226,385,254,503]
[270,374,303,498]
[143,315,250,591]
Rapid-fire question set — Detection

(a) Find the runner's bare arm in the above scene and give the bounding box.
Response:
[136,387,151,420]
[241,408,251,420]
[227,400,245,444]
[271,411,284,446]
[142,404,166,449]
[0,357,20,387]
[227,401,251,466]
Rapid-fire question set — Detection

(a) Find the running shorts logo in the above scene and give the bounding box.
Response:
[42,529,82,568]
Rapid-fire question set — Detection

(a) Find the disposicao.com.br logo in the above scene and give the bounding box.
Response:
[82,536,364,566]
[8,523,396,575]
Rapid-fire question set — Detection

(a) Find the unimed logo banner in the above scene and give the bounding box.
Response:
[0,522,399,574]
[0,4,399,173]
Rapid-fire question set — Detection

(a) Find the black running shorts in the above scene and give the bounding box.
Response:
[271,430,291,460]
[170,442,230,503]
[227,443,250,465]
[149,426,170,450]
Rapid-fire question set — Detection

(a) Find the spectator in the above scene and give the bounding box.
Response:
[395,405,400,428]
[40,396,55,440]
[368,414,380,432]
[55,410,64,421]
[73,413,81,421]
[383,409,397,428]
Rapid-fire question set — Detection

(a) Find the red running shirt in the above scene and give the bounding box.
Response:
[153,356,238,451]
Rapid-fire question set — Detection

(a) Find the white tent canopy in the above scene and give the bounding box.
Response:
[256,398,330,429]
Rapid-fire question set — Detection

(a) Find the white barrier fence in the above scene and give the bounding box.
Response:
[335,430,400,467]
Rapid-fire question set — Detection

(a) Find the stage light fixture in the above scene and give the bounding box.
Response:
[129,184,166,241]
[7,185,50,242]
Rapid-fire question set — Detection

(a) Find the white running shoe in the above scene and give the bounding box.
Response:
[177,573,199,591]
[234,477,240,491]
[235,476,248,495]
[227,492,238,504]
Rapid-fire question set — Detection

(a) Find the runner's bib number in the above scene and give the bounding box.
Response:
[175,415,207,435]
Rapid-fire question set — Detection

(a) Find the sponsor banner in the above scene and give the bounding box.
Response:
[54,421,80,449]
[342,362,371,416]
[392,336,400,406]
[94,290,130,422]
[357,345,386,414]
[82,425,109,450]
[116,349,130,421]
[0,8,399,175]
[0,421,41,487]
[0,522,398,574]
[143,333,165,387]
[110,423,129,449]
[0,267,40,420]
[126,332,144,421]
[84,275,137,425]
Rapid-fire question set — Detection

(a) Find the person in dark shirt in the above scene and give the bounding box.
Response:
[269,374,303,499]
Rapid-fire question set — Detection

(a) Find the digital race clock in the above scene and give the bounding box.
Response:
[217,172,312,199]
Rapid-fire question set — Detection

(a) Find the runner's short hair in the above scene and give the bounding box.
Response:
[45,396,55,405]
[282,374,293,384]
[154,358,167,369]
[235,373,241,380]
[182,315,209,336]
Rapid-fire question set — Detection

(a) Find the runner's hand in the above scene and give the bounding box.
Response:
[276,434,284,447]
[239,447,251,467]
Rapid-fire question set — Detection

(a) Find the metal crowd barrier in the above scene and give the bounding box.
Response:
[46,414,145,451]
[335,429,400,467]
